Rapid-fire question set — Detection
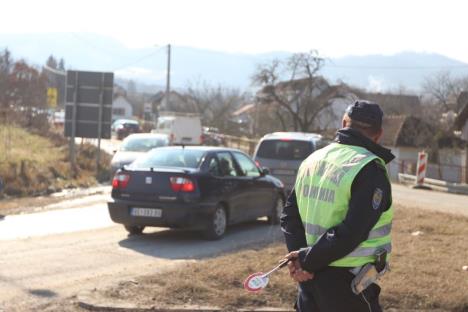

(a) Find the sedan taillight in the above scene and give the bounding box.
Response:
[112,172,130,189]
[170,176,195,192]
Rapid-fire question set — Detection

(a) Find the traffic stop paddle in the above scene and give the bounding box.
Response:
[243,258,291,292]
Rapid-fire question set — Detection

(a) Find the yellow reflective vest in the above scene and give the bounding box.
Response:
[295,143,393,267]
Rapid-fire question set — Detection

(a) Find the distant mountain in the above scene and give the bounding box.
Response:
[322,52,468,92]
[1,33,468,92]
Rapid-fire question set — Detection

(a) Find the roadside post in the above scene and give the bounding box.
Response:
[64,70,114,177]
[414,151,430,189]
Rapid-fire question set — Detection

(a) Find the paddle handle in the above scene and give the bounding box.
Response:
[263,258,292,277]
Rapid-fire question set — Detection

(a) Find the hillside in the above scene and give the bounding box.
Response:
[0,125,111,197]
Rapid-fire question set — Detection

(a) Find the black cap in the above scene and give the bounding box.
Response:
[345,100,383,128]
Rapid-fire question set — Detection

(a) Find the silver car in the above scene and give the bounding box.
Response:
[111,133,169,175]
[253,132,328,193]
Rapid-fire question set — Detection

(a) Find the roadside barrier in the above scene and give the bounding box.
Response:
[398,173,468,195]
[222,135,258,155]
[415,151,428,187]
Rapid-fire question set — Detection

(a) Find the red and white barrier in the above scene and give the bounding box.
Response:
[415,151,428,187]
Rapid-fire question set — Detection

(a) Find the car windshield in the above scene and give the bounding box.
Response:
[120,137,168,152]
[256,140,313,160]
[130,149,205,169]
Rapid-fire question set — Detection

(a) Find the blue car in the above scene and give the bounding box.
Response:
[107,146,285,239]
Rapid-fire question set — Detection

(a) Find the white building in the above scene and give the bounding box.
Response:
[112,95,133,121]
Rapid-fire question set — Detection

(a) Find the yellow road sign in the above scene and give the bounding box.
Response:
[47,88,58,107]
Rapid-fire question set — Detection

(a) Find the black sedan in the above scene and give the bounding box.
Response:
[107,146,285,239]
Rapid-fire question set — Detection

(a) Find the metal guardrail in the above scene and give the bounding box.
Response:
[398,173,468,195]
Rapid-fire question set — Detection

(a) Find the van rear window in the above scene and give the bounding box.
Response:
[256,140,313,160]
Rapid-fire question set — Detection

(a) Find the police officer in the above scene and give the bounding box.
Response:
[281,100,395,312]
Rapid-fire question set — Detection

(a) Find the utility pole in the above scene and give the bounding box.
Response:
[165,44,171,109]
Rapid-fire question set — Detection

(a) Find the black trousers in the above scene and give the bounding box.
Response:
[295,266,382,312]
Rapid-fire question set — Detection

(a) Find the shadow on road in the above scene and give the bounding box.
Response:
[118,220,283,260]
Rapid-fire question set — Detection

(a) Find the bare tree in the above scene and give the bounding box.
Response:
[0,49,13,110]
[422,71,468,111]
[252,50,348,132]
[185,82,247,135]
[10,61,48,128]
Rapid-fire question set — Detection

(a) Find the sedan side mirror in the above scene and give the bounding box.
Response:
[261,167,270,176]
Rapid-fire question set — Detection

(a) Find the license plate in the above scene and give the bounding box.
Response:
[130,207,162,218]
[273,169,295,175]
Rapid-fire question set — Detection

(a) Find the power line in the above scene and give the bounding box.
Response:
[112,47,165,71]
[69,33,165,71]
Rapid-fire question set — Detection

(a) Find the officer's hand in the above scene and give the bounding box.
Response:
[284,251,314,283]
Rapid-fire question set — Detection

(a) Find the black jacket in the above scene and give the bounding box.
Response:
[280,128,395,272]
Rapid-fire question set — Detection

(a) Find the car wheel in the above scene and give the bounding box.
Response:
[267,196,284,225]
[204,205,227,240]
[124,225,145,235]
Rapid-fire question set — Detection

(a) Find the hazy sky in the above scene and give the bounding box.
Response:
[2,0,468,62]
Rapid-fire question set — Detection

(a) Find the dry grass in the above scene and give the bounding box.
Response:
[0,124,111,199]
[0,125,59,164]
[381,205,468,311]
[101,204,468,311]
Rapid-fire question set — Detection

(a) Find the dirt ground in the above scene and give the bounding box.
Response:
[39,203,468,312]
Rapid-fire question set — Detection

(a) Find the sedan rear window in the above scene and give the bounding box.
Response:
[130,149,205,169]
[256,140,313,160]
[121,137,168,152]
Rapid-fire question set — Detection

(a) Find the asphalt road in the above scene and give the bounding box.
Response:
[0,194,282,311]
[0,183,466,311]
[392,183,468,217]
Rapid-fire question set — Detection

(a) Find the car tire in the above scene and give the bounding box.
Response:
[267,195,284,225]
[124,225,145,235]
[204,205,227,240]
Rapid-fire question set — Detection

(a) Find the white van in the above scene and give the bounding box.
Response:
[153,112,203,145]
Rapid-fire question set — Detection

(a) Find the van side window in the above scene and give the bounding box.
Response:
[233,152,261,177]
